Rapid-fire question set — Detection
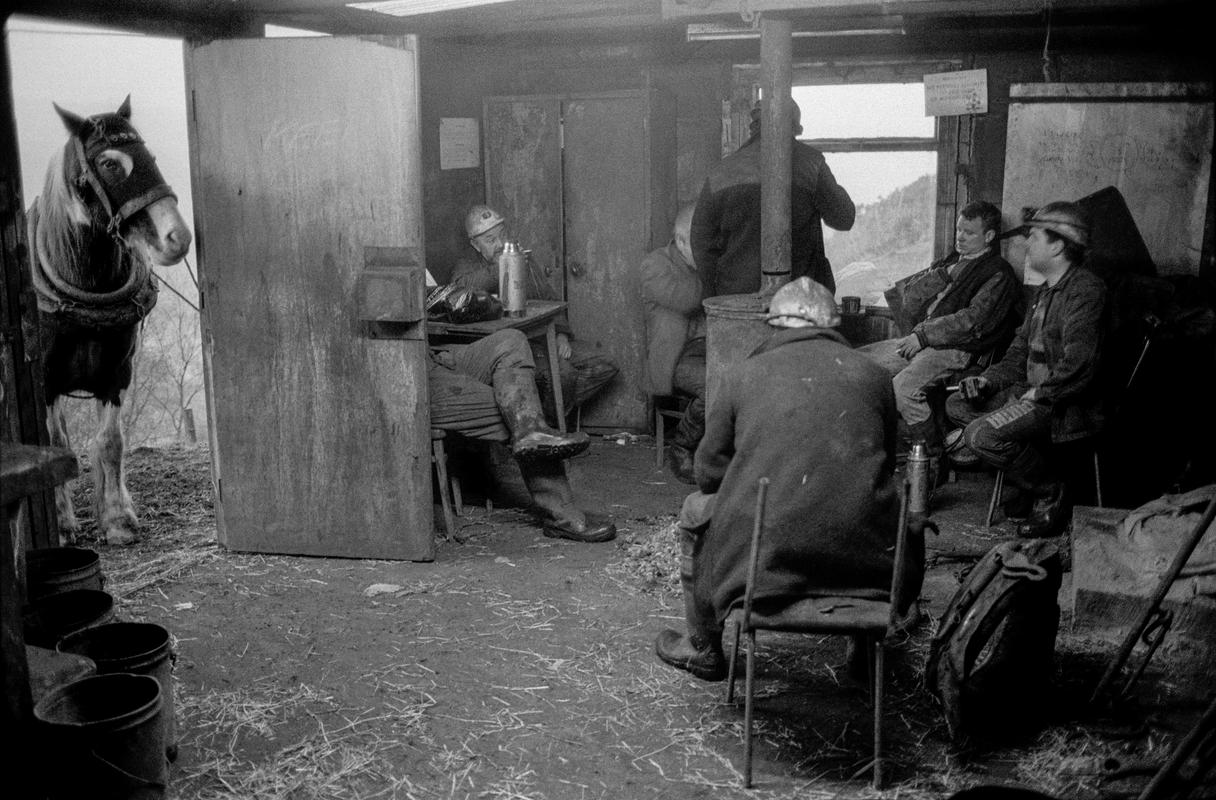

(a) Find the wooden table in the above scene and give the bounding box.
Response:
[427,299,569,432]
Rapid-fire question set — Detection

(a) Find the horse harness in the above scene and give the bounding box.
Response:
[30,110,176,330]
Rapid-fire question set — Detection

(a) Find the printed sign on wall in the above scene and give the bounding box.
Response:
[924,69,988,117]
[439,117,479,170]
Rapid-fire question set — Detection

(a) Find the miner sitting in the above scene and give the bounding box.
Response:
[859,200,1023,478]
[654,278,922,680]
[429,328,616,543]
[945,202,1106,539]
[640,203,705,484]
[453,204,619,425]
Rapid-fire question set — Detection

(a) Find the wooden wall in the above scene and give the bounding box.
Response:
[420,39,1212,285]
[417,40,725,282]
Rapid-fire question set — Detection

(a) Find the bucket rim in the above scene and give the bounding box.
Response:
[57,621,171,662]
[33,673,161,730]
[26,545,101,562]
[26,588,114,614]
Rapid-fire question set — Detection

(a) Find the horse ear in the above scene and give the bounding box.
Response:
[53,103,89,137]
[117,95,132,119]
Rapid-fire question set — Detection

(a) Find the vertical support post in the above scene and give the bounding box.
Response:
[759,16,793,296]
[0,20,60,550]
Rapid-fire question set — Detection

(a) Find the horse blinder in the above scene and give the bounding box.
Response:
[72,113,176,236]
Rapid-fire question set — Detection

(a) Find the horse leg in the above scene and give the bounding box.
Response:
[47,397,80,544]
[91,398,138,545]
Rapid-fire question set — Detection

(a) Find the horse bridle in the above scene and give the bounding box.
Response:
[70,113,176,237]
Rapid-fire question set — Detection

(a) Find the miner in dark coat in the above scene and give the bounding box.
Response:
[690,104,855,298]
[655,278,922,680]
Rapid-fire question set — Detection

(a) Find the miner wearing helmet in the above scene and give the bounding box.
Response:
[450,203,619,427]
[945,200,1106,538]
[654,278,923,681]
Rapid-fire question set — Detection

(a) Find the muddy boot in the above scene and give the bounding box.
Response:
[654,629,727,681]
[1000,485,1035,521]
[519,459,615,543]
[494,368,589,462]
[1016,482,1070,538]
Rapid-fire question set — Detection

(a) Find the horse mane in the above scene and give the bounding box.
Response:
[32,141,114,289]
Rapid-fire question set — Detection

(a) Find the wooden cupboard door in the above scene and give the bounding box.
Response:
[185,36,433,560]
[483,98,564,301]
[562,95,649,431]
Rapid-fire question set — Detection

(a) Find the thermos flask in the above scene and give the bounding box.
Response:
[907,441,931,516]
[498,241,527,317]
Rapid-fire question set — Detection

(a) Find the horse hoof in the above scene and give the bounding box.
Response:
[105,527,138,546]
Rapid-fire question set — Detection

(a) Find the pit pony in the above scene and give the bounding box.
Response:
[28,96,192,544]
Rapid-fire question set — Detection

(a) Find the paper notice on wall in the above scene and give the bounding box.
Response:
[924,69,989,117]
[440,117,479,169]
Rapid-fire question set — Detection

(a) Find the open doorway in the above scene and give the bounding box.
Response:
[7,15,202,449]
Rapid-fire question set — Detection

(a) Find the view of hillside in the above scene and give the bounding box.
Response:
[827,173,937,307]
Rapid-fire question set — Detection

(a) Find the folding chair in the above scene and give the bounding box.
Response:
[724,477,912,790]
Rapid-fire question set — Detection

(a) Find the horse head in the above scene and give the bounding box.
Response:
[54,95,191,267]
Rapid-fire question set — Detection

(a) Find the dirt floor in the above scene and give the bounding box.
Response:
[52,438,1213,800]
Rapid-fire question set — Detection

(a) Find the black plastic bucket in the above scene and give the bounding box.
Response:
[26,547,104,602]
[58,622,177,762]
[23,588,115,649]
[34,673,167,799]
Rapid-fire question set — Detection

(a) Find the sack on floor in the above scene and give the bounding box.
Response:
[924,538,1063,747]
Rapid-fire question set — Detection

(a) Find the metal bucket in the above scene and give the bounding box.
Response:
[23,588,116,649]
[34,673,167,799]
[58,622,178,762]
[703,294,774,419]
[26,547,104,602]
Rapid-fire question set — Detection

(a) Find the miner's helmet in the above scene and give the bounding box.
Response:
[766,277,841,328]
[465,204,506,239]
[1020,201,1090,248]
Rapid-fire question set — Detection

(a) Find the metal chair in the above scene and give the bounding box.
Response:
[430,428,462,537]
[652,394,691,467]
[723,477,912,790]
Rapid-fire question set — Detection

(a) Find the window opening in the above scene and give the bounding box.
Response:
[794,82,936,307]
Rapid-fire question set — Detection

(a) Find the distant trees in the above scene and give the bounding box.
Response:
[827,173,937,305]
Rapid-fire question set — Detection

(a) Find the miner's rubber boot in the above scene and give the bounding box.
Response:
[519,459,615,543]
[494,368,589,462]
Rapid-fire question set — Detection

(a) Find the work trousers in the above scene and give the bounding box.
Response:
[946,385,1053,490]
[534,341,619,424]
[428,329,533,442]
[670,338,707,453]
[676,490,719,640]
[859,338,972,426]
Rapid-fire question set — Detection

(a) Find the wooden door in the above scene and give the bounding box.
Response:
[483,98,564,301]
[185,36,433,560]
[562,94,649,430]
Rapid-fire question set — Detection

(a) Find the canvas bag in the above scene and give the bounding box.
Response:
[884,263,950,336]
[924,539,1063,746]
